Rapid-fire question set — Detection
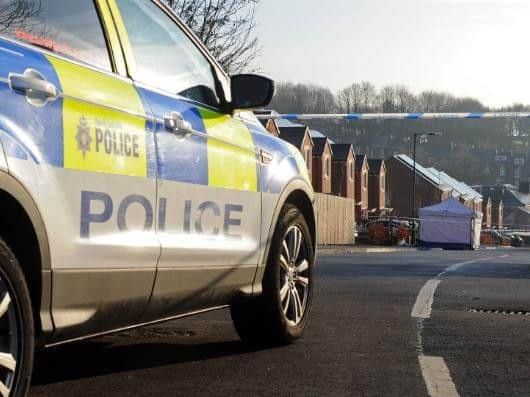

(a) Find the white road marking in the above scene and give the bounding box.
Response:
[412,255,505,397]
[441,259,479,275]
[411,279,441,319]
[419,355,459,397]
[366,248,400,253]
[411,259,478,319]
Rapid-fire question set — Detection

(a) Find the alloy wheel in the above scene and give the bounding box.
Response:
[0,276,20,397]
[279,225,310,326]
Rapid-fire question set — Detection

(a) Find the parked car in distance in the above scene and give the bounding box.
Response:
[507,233,524,247]
[360,218,416,245]
[481,230,511,246]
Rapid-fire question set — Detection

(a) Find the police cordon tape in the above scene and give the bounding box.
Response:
[255,112,530,121]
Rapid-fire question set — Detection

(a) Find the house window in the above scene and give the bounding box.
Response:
[499,165,506,177]
[348,161,354,180]
[304,148,309,165]
[380,173,385,191]
[324,156,330,178]
[363,171,368,189]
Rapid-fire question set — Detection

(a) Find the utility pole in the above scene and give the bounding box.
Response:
[411,132,442,218]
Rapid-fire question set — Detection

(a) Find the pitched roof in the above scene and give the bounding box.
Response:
[472,184,530,208]
[356,154,368,171]
[428,168,483,203]
[393,154,452,192]
[253,109,299,128]
[258,118,279,134]
[278,126,311,148]
[253,109,277,116]
[331,144,354,161]
[277,119,300,127]
[510,187,530,206]
[312,137,331,156]
[367,159,384,175]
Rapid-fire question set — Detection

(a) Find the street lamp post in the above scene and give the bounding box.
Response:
[411,132,442,218]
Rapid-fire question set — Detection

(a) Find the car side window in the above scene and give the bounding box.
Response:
[0,0,112,71]
[115,0,220,108]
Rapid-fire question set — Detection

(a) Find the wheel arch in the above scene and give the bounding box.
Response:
[252,178,316,295]
[0,171,52,343]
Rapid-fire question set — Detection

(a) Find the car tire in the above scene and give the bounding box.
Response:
[230,204,314,346]
[0,239,34,397]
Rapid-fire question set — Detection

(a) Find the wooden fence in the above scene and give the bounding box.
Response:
[315,193,356,245]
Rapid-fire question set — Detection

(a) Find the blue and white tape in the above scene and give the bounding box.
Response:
[256,112,530,121]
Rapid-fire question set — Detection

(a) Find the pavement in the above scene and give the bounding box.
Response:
[30,249,530,396]
[318,244,415,254]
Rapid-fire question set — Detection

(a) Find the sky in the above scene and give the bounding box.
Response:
[256,0,530,108]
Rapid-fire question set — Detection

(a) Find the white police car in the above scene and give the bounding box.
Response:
[0,0,316,395]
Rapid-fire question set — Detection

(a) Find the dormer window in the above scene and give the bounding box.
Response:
[304,148,310,166]
[363,170,368,189]
[324,156,330,178]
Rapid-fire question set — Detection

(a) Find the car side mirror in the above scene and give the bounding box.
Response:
[229,74,274,111]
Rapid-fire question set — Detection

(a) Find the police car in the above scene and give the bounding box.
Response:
[0,0,316,395]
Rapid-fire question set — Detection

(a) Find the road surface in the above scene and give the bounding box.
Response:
[31,249,530,396]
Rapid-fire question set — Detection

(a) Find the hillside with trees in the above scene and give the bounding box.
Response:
[271,82,530,185]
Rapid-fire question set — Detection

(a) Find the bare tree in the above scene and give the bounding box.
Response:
[417,91,454,112]
[337,83,363,113]
[359,81,377,112]
[272,82,336,114]
[378,86,397,113]
[164,0,260,74]
[394,86,417,112]
[0,0,41,33]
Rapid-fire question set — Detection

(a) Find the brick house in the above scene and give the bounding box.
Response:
[386,155,452,218]
[330,143,355,199]
[278,126,314,180]
[253,109,280,137]
[367,159,387,215]
[355,154,370,221]
[430,169,483,217]
[259,119,280,137]
[474,183,530,228]
[493,200,504,228]
[483,197,492,228]
[312,137,333,194]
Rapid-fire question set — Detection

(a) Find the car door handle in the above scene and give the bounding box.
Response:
[164,111,193,139]
[8,68,58,106]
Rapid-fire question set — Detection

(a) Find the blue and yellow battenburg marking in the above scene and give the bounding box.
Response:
[106,0,260,192]
[0,36,272,191]
[0,17,306,194]
[47,56,149,177]
[201,109,258,192]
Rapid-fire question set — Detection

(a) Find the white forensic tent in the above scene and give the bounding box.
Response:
[419,198,480,250]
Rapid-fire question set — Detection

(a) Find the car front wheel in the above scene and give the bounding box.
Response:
[0,240,34,397]
[230,204,314,345]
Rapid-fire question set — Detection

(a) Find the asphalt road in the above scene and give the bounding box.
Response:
[30,249,530,396]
